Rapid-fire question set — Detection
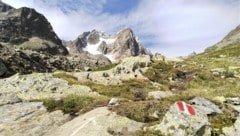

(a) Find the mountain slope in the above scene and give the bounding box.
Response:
[206,25,240,52]
[0,3,68,55]
[65,28,151,61]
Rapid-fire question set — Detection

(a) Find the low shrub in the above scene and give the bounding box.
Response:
[41,94,96,115]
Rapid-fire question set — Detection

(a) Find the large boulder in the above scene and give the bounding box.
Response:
[0,102,70,136]
[45,107,144,136]
[147,91,174,100]
[0,73,99,100]
[150,101,211,136]
[0,6,68,55]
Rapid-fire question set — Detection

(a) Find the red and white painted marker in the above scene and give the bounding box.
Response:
[177,101,196,116]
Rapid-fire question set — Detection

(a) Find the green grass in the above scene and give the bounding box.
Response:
[38,94,109,115]
[83,79,156,101]
[53,72,79,85]
[143,61,175,85]
[208,105,236,135]
[92,63,119,71]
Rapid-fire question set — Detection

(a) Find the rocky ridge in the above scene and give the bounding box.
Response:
[206,25,240,51]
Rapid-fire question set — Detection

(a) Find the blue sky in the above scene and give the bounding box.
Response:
[2,0,240,57]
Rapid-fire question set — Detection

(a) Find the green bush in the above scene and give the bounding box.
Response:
[112,100,171,123]
[41,95,95,114]
[62,94,94,113]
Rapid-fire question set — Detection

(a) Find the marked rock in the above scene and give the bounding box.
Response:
[45,107,144,136]
[150,101,210,136]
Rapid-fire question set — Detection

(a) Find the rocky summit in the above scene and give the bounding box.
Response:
[0,1,240,136]
[64,28,151,61]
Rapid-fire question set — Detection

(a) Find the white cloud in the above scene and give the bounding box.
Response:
[2,0,240,57]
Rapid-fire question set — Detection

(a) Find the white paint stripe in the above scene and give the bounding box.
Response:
[70,117,96,136]
[182,102,190,115]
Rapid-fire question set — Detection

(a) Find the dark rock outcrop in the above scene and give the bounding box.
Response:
[0,6,68,55]
[0,44,110,77]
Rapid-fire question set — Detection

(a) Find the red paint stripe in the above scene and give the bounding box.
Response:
[177,101,184,111]
[187,105,196,116]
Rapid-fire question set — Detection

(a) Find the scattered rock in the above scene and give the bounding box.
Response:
[226,97,240,105]
[74,55,151,85]
[108,98,120,107]
[222,116,240,136]
[45,107,144,136]
[211,68,225,76]
[147,91,173,100]
[213,96,227,104]
[226,97,240,113]
[190,97,222,115]
[102,72,109,77]
[150,101,210,136]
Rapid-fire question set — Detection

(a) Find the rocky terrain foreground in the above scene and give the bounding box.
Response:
[0,1,240,136]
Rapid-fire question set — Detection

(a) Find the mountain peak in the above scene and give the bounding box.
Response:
[65,28,151,61]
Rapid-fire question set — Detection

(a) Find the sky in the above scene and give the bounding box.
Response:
[2,0,240,57]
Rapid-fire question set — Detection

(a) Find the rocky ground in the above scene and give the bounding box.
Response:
[1,52,240,136]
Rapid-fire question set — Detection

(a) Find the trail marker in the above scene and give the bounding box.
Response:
[177,101,196,116]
